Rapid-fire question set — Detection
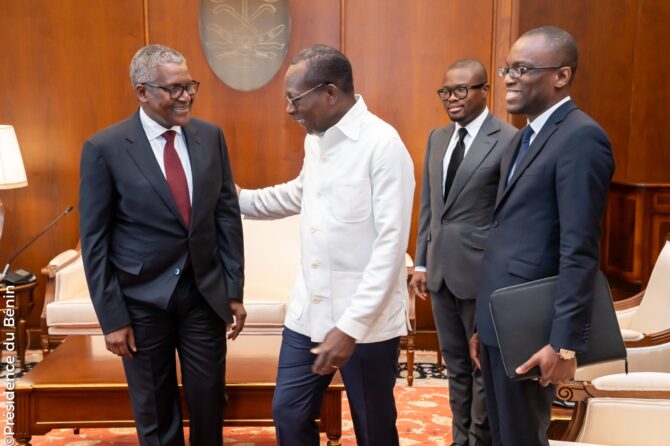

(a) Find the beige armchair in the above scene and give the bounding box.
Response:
[40,216,302,354]
[551,372,670,446]
[575,241,670,381]
[41,215,416,384]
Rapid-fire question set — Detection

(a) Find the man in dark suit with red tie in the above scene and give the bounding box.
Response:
[470,27,614,445]
[79,44,246,446]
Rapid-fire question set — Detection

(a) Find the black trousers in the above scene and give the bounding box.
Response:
[480,344,555,446]
[122,269,227,446]
[431,283,490,446]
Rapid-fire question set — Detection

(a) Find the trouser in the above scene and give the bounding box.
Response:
[272,327,400,446]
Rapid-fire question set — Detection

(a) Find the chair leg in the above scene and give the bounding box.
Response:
[436,350,443,371]
[41,334,50,357]
[406,335,415,387]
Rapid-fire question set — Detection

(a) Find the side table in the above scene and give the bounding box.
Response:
[1,280,37,370]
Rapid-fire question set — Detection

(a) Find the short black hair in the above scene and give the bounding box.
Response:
[291,44,354,94]
[447,58,488,84]
[521,26,579,76]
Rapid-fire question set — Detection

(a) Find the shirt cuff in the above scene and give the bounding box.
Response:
[414,266,426,272]
[238,189,254,215]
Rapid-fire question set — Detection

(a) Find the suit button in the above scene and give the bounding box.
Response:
[312,297,321,304]
[492,220,499,228]
[442,218,448,224]
[311,261,320,269]
[174,268,181,276]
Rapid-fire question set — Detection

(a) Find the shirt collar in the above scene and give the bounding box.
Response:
[139,107,183,141]
[528,96,571,135]
[324,94,367,141]
[455,107,489,139]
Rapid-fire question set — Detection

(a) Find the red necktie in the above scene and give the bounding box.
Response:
[163,130,191,228]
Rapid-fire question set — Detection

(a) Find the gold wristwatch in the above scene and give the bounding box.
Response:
[557,348,576,360]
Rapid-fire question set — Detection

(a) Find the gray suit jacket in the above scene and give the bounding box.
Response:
[415,113,516,299]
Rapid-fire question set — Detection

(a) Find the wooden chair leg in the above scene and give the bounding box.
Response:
[406,335,415,387]
[437,350,443,371]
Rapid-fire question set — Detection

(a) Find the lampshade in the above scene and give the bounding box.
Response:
[0,125,28,190]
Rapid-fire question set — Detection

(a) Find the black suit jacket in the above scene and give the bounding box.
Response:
[79,110,244,334]
[475,100,614,352]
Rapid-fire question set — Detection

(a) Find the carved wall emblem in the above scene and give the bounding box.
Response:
[199,0,291,91]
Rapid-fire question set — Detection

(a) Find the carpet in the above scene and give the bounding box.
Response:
[4,351,453,445]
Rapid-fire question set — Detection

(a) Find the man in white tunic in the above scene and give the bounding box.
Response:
[238,45,414,446]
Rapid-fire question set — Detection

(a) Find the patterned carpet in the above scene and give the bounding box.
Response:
[4,351,453,445]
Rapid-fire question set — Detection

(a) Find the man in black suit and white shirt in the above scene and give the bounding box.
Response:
[79,44,246,446]
[470,27,614,445]
[410,59,515,446]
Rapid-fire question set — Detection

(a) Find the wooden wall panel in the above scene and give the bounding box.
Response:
[0,0,145,343]
[343,0,497,257]
[517,0,638,183]
[627,0,670,182]
[147,0,341,188]
[344,0,496,349]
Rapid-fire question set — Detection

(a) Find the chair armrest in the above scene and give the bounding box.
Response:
[40,249,82,331]
[613,290,644,311]
[620,328,644,342]
[556,373,670,441]
[624,327,670,347]
[41,249,80,279]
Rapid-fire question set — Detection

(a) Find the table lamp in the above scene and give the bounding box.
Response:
[0,125,28,241]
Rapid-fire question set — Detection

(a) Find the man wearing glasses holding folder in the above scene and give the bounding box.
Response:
[470,26,614,445]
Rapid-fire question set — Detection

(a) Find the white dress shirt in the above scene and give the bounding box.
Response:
[527,96,571,143]
[239,96,415,343]
[441,107,490,196]
[139,107,193,203]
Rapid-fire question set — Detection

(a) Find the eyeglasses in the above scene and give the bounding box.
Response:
[285,82,326,106]
[436,83,486,100]
[143,80,200,99]
[497,66,564,79]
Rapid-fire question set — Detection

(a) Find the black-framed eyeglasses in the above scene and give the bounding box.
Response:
[143,80,200,99]
[436,83,487,100]
[285,82,327,106]
[497,66,565,79]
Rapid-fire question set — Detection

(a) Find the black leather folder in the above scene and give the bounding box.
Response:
[489,271,627,381]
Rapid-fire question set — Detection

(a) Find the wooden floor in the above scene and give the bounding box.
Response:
[14,335,344,445]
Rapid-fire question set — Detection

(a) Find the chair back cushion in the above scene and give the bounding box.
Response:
[632,241,670,333]
[242,215,301,327]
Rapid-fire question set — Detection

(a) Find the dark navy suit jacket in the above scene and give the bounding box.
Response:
[475,100,614,352]
[79,110,244,334]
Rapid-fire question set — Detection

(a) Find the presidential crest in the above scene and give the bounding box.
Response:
[199,0,291,91]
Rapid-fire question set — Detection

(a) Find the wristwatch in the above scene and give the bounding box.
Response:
[557,348,576,360]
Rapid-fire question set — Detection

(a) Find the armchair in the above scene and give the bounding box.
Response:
[575,241,670,380]
[551,372,670,446]
[41,214,416,386]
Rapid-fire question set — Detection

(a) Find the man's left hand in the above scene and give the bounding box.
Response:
[228,299,247,340]
[310,327,356,375]
[516,344,576,387]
